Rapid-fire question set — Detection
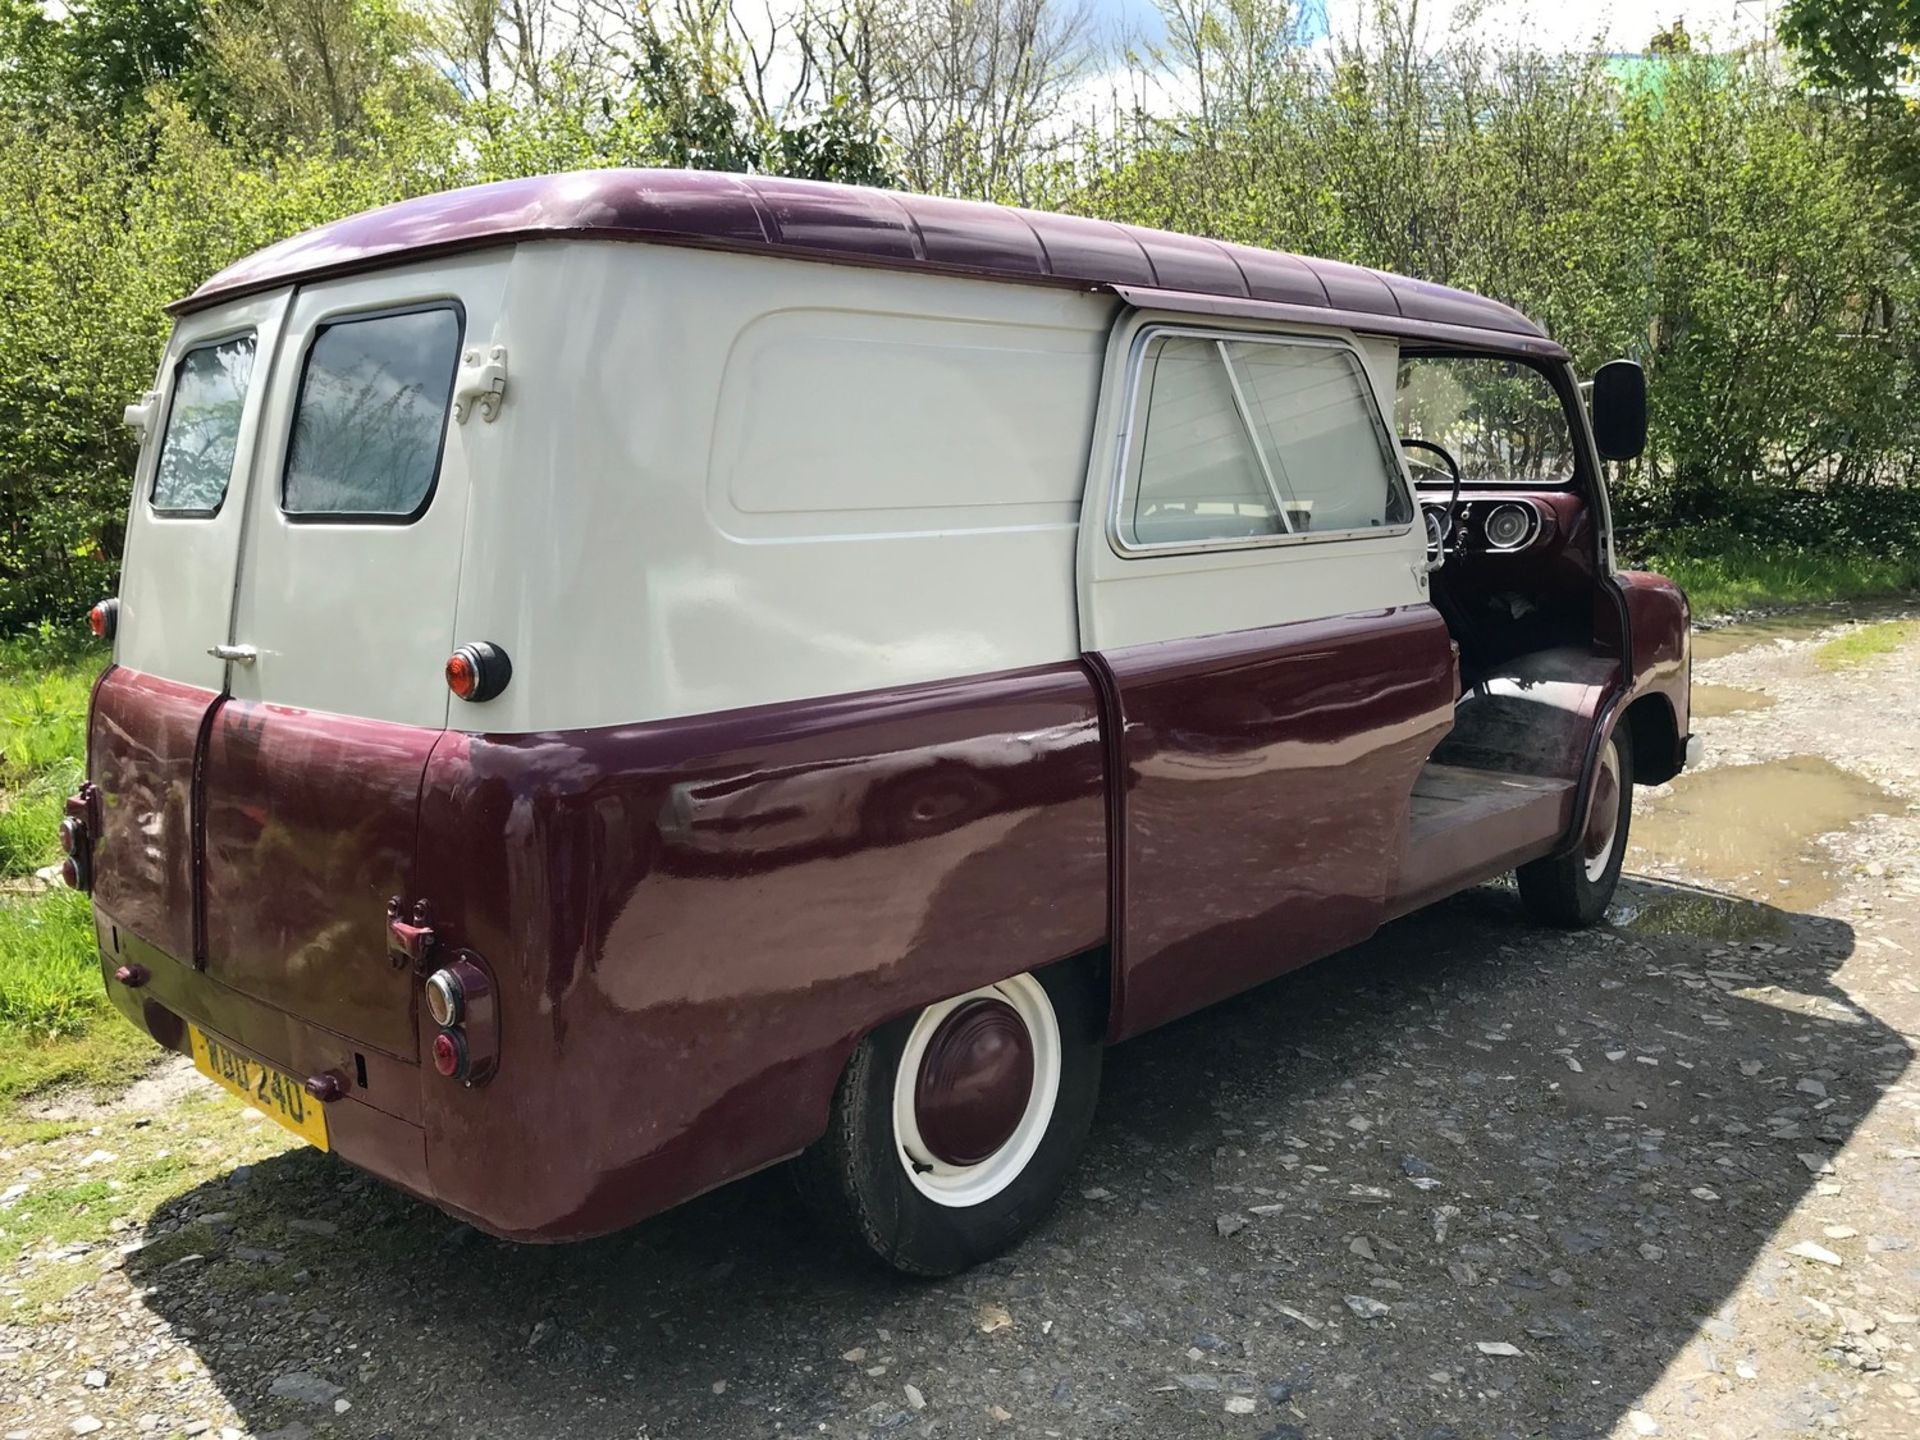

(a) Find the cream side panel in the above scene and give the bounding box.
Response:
[1086,533,1427,648]
[454,243,1116,732]
[710,307,1096,530]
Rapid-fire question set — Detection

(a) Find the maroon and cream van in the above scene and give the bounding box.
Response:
[69,169,1693,1275]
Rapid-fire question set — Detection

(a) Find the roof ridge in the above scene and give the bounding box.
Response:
[172,167,1548,346]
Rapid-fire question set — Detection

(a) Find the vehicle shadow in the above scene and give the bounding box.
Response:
[128,876,1895,1440]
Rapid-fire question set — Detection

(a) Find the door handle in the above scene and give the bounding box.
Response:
[207,643,257,665]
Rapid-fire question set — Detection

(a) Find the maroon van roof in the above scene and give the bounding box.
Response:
[175,168,1549,344]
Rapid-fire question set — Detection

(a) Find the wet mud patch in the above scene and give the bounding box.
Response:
[1690,682,1777,719]
[1692,616,1838,662]
[1611,884,1791,942]
[1628,756,1902,907]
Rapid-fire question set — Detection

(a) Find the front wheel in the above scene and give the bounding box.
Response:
[794,965,1103,1276]
[1517,727,1633,928]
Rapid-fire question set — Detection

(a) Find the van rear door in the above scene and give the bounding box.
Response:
[199,253,511,1059]
[92,290,290,962]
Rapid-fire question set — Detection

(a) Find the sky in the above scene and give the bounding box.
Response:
[1092,0,1780,55]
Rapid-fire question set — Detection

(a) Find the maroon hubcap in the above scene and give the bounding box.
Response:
[913,998,1035,1166]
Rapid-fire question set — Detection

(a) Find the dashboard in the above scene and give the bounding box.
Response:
[1422,494,1555,556]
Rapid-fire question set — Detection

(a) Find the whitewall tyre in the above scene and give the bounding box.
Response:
[1517,727,1634,928]
[794,964,1103,1276]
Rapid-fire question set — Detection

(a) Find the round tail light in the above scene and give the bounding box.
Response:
[424,968,465,1028]
[446,642,511,703]
[58,818,82,856]
[88,598,118,640]
[431,1029,468,1079]
[60,855,82,890]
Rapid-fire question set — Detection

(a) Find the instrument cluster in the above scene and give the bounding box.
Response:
[1423,497,1549,556]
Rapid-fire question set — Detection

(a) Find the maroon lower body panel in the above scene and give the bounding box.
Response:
[413,662,1109,1240]
[1619,569,1692,771]
[1097,607,1457,1041]
[88,667,215,963]
[98,924,421,1128]
[200,701,434,1061]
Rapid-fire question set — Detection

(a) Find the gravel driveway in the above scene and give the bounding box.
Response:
[6,606,1920,1440]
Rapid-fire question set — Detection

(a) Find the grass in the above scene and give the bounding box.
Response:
[0,1019,153,1110]
[0,886,108,1033]
[0,632,130,1116]
[0,633,97,880]
[1813,618,1920,670]
[0,1087,303,1314]
[1645,541,1920,620]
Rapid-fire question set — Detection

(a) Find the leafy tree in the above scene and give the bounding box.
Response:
[1648,20,1691,56]
[1781,0,1920,96]
[200,0,459,153]
[0,0,207,119]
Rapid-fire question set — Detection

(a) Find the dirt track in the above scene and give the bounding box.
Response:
[5,605,1920,1440]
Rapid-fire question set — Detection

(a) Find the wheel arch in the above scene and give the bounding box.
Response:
[1623,692,1682,786]
[831,944,1114,1081]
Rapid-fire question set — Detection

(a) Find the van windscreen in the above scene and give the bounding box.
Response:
[151,335,258,516]
[283,305,462,520]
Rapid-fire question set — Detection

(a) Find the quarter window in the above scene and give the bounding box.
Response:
[150,335,258,515]
[1119,333,1412,549]
[283,306,462,519]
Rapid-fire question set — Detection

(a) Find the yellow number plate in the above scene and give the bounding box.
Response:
[188,1024,330,1152]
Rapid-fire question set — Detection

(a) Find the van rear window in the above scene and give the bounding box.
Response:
[283,305,462,520]
[151,335,258,516]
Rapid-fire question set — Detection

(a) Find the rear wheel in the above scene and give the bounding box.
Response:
[795,965,1102,1276]
[1517,727,1633,928]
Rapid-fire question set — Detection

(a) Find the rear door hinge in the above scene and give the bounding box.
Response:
[452,344,508,424]
[123,390,162,437]
[387,898,438,972]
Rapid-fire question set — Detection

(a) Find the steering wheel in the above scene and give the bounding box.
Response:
[1400,437,1463,566]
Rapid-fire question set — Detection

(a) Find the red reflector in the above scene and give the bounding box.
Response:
[445,651,478,700]
[431,1030,465,1078]
[446,642,511,703]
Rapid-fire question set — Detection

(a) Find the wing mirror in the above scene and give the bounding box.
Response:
[1591,359,1647,462]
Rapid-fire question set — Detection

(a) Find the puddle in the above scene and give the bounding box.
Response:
[1627,756,1899,908]
[1611,887,1789,941]
[1691,616,1835,662]
[1690,683,1777,719]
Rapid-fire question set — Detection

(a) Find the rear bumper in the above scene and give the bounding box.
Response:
[98,914,430,1205]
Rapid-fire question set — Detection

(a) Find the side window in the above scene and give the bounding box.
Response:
[1394,354,1577,486]
[283,305,462,520]
[150,335,258,516]
[1118,332,1412,550]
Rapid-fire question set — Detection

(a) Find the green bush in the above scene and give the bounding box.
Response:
[1642,541,1920,618]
